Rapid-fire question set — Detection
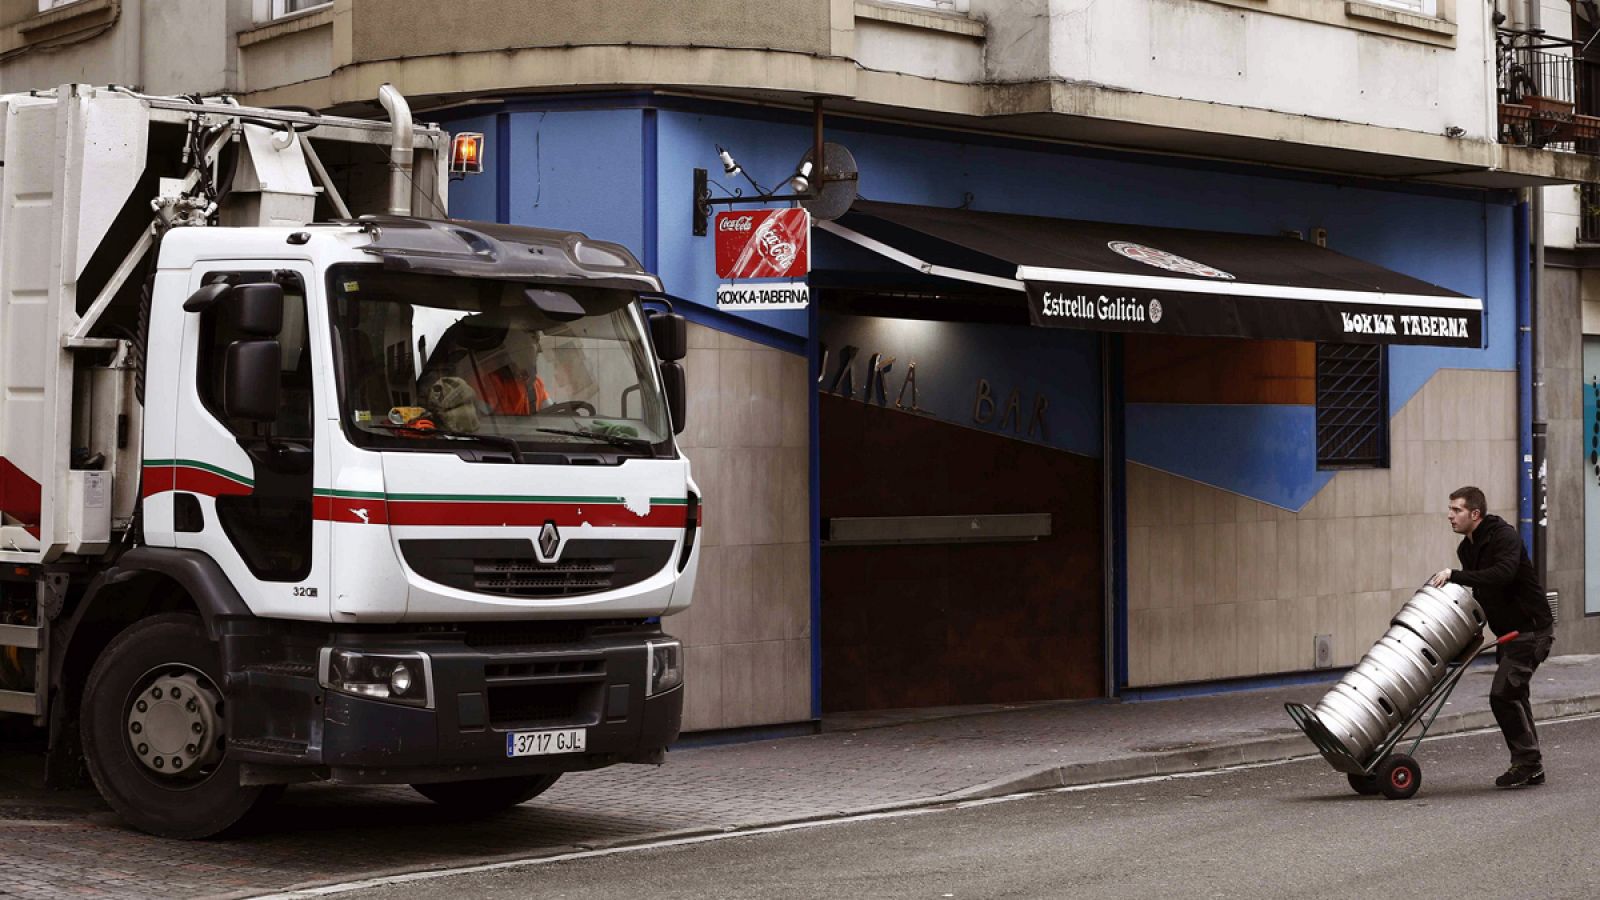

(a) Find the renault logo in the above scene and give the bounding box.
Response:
[536,521,561,562]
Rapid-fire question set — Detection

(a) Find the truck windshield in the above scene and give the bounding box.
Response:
[327,265,673,459]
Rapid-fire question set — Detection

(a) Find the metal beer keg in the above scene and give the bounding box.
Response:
[1311,584,1485,761]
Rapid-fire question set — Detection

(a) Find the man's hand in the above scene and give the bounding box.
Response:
[1428,569,1453,588]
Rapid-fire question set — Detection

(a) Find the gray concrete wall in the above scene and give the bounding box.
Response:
[347,0,834,63]
[1549,265,1600,650]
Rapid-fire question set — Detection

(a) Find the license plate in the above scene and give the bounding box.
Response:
[506,728,586,758]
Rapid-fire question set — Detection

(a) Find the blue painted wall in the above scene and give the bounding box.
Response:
[443,97,1519,511]
[447,108,647,257]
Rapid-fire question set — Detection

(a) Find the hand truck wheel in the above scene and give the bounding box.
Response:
[1376,754,1421,800]
[1346,772,1381,796]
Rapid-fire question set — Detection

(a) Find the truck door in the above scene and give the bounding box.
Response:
[170,262,330,620]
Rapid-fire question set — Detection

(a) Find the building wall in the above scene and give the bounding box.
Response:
[1126,368,1518,685]
[347,0,834,63]
[972,0,1489,137]
[667,322,812,731]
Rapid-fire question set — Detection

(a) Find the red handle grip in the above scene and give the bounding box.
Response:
[1497,630,1520,645]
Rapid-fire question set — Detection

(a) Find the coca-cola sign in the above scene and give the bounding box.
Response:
[715,208,810,280]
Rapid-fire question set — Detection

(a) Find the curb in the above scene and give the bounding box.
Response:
[944,694,1600,802]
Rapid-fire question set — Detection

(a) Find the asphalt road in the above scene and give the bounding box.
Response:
[336,714,1600,900]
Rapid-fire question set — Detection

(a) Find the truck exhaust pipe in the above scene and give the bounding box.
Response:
[377,83,414,217]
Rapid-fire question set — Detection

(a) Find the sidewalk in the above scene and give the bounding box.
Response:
[3,654,1597,900]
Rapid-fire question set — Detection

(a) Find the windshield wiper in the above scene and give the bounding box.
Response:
[535,427,656,450]
[374,422,523,463]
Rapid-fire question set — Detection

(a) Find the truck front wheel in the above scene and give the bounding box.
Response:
[80,613,279,838]
[411,774,561,814]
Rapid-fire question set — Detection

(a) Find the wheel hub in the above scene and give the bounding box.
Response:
[126,670,223,777]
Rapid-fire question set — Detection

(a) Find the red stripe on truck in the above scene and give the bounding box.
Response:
[0,456,42,528]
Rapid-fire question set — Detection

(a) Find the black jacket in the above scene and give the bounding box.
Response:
[1452,514,1552,636]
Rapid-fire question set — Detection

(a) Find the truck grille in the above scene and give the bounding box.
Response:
[400,539,674,599]
[487,682,600,728]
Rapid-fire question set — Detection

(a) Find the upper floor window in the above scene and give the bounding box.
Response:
[36,0,84,10]
[1363,0,1439,15]
[271,0,331,18]
[875,0,971,12]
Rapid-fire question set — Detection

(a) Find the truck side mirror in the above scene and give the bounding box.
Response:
[659,360,687,434]
[649,312,687,362]
[231,283,284,336]
[224,340,282,422]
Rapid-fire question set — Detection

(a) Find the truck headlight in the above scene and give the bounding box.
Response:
[319,648,434,708]
[647,640,683,697]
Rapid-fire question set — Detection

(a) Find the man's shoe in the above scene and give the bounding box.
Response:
[1495,764,1545,788]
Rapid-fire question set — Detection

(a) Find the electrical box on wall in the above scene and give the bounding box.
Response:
[1314,634,1333,668]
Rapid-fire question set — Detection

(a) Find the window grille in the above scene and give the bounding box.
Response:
[1316,343,1388,469]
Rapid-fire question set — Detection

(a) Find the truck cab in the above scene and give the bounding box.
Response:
[0,86,698,838]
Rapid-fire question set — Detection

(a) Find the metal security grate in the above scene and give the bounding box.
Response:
[1316,343,1388,469]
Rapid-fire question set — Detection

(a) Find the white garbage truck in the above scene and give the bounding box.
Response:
[0,84,699,838]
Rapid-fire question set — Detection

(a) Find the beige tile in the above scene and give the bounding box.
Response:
[748,543,787,643]
[1358,517,1391,593]
[1127,465,1155,529]
[692,447,726,548]
[1295,519,1321,599]
[1298,480,1331,520]
[1232,491,1262,523]
[751,640,789,726]
[1214,521,1239,602]
[687,321,719,352]
[1193,603,1228,681]
[1330,472,1356,521]
[681,348,723,451]
[1278,595,1318,672]
[1171,524,1197,608]
[721,544,756,644]
[1148,526,1177,609]
[1174,475,1198,526]
[1329,518,1359,597]
[683,644,724,731]
[692,545,727,645]
[1127,526,1153,612]
[1188,525,1216,606]
[1391,386,1421,441]
[1127,610,1156,687]
[781,638,812,723]
[1272,516,1299,600]
[1134,607,1169,686]
[749,349,783,449]
[1192,483,1224,525]
[719,350,754,447]
[779,447,810,545]
[1239,600,1274,677]
[718,327,755,351]
[753,450,785,545]
[720,642,761,728]
[1167,608,1198,683]
[779,351,809,450]
[780,542,812,640]
[668,588,703,646]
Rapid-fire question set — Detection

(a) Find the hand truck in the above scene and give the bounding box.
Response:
[1284,629,1517,800]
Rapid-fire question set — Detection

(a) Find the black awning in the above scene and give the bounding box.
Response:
[819,201,1483,348]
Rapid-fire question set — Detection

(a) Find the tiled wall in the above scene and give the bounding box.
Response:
[667,322,813,730]
[1126,368,1518,687]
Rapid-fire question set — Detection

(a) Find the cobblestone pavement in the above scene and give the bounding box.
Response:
[2,654,1597,899]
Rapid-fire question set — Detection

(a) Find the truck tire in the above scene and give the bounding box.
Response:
[411,774,561,813]
[80,613,280,838]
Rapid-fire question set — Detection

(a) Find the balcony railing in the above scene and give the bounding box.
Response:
[1496,41,1600,151]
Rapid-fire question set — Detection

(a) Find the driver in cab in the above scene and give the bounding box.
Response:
[427,313,550,417]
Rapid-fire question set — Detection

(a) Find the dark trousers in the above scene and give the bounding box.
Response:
[1490,628,1554,767]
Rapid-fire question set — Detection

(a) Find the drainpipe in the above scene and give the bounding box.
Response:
[1516,200,1535,553]
[1526,0,1549,586]
[376,84,414,217]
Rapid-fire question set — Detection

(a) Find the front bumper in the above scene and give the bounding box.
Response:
[229,625,682,785]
